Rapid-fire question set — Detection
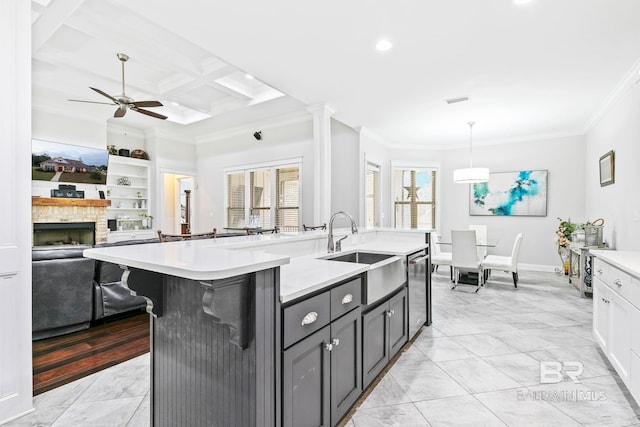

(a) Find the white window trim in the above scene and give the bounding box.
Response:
[223,158,303,229]
[365,161,381,228]
[390,160,441,231]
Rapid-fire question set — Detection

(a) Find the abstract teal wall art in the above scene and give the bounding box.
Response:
[470,170,548,216]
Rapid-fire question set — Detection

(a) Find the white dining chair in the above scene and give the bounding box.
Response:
[430,231,452,278]
[451,229,484,293]
[469,224,488,260]
[482,233,523,288]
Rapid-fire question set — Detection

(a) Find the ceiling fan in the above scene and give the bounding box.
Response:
[69,53,167,120]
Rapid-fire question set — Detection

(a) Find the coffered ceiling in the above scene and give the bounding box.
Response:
[32,0,640,147]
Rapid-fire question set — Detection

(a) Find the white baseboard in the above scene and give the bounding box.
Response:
[518,263,558,272]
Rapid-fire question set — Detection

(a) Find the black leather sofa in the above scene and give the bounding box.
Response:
[32,239,157,340]
[32,245,95,340]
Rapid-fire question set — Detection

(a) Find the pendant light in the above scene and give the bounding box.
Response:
[453,121,489,184]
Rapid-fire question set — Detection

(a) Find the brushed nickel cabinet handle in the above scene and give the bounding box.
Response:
[597,269,603,274]
[331,338,340,346]
[325,343,333,351]
[301,311,318,326]
[614,279,622,286]
[341,294,353,305]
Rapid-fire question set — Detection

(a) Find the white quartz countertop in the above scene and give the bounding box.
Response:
[84,229,429,299]
[591,250,640,279]
[84,240,289,281]
[280,258,369,303]
[280,238,428,303]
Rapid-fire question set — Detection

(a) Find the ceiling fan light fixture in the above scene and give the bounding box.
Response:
[453,121,489,184]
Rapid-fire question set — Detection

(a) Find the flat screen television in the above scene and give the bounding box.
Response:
[32,139,109,185]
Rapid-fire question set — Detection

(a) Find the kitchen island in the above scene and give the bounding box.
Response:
[84,229,431,427]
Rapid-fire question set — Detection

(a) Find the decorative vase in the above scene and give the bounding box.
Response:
[558,245,570,275]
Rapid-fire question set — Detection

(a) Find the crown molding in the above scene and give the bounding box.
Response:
[357,126,395,147]
[584,56,640,133]
[195,109,312,144]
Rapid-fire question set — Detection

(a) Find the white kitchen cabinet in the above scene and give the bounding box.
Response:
[591,252,640,403]
[609,289,632,383]
[592,278,610,350]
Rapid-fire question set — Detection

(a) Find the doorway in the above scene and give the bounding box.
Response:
[161,172,195,234]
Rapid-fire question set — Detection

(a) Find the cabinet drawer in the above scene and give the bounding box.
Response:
[631,276,640,311]
[330,278,361,321]
[603,263,632,302]
[283,291,331,348]
[593,260,609,283]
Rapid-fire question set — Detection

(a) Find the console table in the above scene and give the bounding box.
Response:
[568,243,612,298]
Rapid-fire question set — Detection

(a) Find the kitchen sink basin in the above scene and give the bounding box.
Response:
[323,251,395,264]
[321,251,406,305]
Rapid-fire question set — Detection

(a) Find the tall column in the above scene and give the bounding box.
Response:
[307,104,335,225]
[0,0,33,423]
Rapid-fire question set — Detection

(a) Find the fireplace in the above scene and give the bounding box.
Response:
[33,222,95,246]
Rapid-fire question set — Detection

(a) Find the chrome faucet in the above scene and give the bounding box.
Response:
[327,211,358,253]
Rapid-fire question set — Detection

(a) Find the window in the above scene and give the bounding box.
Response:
[393,168,437,229]
[365,162,380,228]
[226,161,301,231]
[275,167,300,232]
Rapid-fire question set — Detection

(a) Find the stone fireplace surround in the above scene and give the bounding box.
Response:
[31,197,111,245]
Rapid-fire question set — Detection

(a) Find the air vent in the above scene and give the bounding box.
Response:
[446,96,469,104]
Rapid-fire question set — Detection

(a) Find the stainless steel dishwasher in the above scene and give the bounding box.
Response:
[407,251,429,338]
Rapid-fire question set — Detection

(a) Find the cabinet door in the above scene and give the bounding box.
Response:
[362,302,389,388]
[609,290,632,383]
[630,350,640,405]
[592,278,609,351]
[282,325,331,427]
[389,288,408,358]
[330,308,362,425]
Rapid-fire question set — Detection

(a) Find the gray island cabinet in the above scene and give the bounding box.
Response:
[83,230,431,427]
[282,276,363,427]
[84,241,289,427]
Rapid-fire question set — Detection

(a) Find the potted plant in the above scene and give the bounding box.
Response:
[556,217,579,275]
[138,213,154,229]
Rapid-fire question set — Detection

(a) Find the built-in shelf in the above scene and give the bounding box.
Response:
[106,155,152,229]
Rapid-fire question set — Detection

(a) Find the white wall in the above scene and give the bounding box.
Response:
[195,117,314,231]
[585,81,640,250]
[359,128,391,227]
[331,119,360,220]
[145,130,196,231]
[440,135,586,269]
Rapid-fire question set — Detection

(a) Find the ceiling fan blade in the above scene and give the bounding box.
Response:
[131,107,167,120]
[114,107,127,118]
[90,87,118,103]
[68,99,116,106]
[132,100,163,108]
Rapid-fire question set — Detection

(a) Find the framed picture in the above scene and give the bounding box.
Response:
[599,150,615,187]
[470,170,548,216]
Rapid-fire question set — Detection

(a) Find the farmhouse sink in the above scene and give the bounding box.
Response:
[321,251,406,305]
[324,251,395,265]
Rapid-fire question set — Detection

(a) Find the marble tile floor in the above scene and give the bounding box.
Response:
[5,270,640,426]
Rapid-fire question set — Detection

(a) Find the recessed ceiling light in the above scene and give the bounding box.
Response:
[245,73,255,80]
[171,101,181,107]
[375,39,393,52]
[513,0,533,5]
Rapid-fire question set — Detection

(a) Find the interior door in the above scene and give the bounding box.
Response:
[0,1,33,421]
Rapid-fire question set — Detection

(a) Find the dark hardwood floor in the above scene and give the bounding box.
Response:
[32,312,150,395]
